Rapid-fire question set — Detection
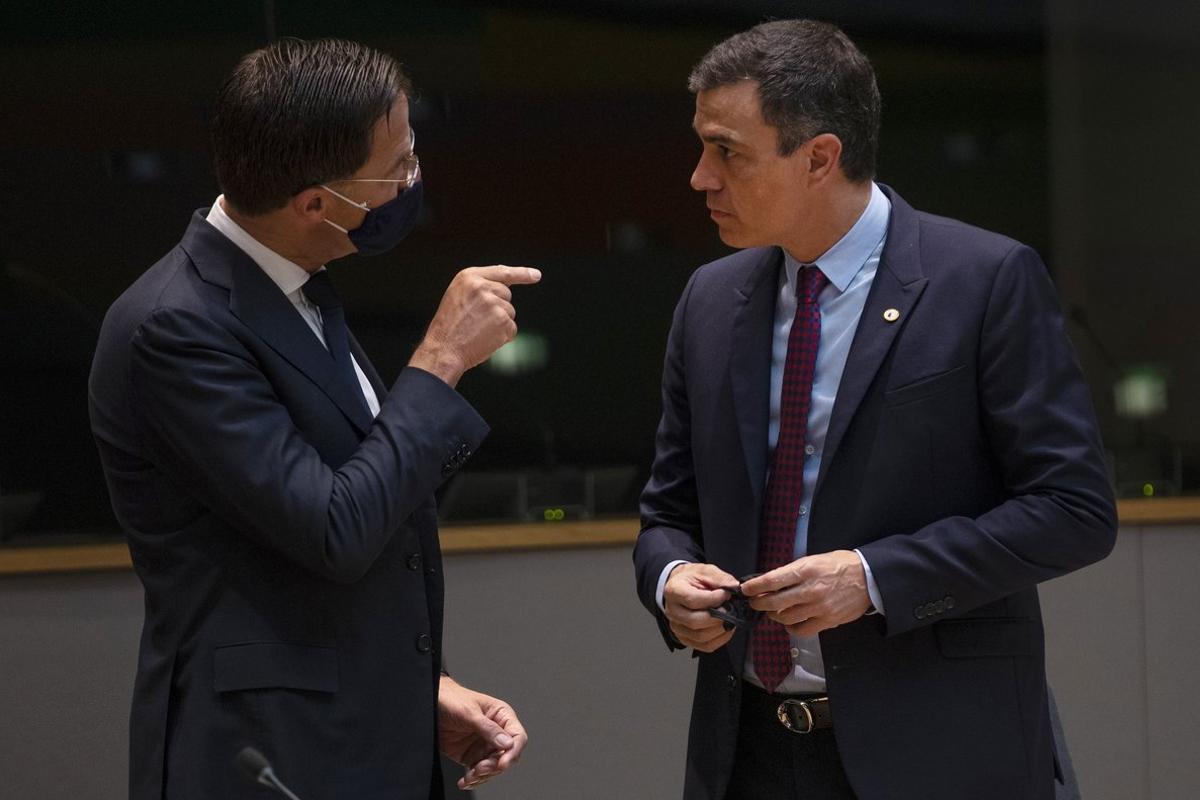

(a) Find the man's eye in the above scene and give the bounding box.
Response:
[718,145,733,158]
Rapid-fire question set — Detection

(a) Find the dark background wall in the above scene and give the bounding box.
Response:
[0,0,1071,541]
[1048,0,1200,498]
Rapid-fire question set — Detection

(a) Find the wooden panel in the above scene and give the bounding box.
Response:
[0,543,133,576]
[439,518,636,553]
[0,519,640,577]
[5,498,1200,577]
[1117,498,1200,525]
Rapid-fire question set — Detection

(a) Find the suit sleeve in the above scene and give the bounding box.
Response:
[634,273,707,649]
[129,307,488,584]
[857,243,1117,636]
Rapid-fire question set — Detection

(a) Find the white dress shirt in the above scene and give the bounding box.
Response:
[205,196,380,418]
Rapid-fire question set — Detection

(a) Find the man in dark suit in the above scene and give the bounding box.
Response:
[89,39,533,799]
[633,20,1116,800]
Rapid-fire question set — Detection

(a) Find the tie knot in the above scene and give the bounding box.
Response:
[798,264,828,304]
[302,270,341,310]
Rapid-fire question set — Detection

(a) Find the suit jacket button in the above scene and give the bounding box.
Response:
[933,600,946,615]
[914,606,926,620]
[407,553,423,571]
[416,634,433,653]
[726,674,738,691]
[944,595,956,610]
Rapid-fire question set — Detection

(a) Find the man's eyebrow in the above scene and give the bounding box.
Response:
[692,126,739,147]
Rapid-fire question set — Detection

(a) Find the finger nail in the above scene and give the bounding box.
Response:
[494,733,514,748]
[529,268,542,281]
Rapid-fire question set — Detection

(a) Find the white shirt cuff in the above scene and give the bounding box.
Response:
[656,560,691,612]
[855,549,885,616]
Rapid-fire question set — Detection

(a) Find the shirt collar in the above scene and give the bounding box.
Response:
[205,195,322,298]
[783,181,891,293]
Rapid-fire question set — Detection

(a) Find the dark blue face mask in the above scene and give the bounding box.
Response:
[322,179,424,257]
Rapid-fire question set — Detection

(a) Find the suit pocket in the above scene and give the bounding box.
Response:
[213,642,339,693]
[884,364,969,407]
[934,617,1035,658]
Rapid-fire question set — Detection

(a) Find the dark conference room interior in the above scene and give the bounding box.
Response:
[1,1,1197,798]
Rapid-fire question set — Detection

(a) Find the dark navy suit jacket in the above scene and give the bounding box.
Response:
[634,187,1116,800]
[89,212,488,800]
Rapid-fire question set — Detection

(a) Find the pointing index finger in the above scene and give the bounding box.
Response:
[477,265,542,286]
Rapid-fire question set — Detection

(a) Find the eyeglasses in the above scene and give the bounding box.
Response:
[328,130,420,191]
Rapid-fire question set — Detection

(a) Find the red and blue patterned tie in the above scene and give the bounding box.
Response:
[752,264,828,692]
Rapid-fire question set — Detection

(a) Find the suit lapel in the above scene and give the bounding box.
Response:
[814,187,927,500]
[349,332,388,402]
[723,249,783,676]
[729,248,783,504]
[181,211,374,437]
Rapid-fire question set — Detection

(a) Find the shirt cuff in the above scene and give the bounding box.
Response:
[656,560,692,612]
[855,549,885,616]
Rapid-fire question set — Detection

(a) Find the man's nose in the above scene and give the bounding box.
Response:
[690,156,719,193]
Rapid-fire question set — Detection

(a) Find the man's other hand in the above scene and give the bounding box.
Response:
[663,562,738,652]
[740,550,871,637]
[437,675,528,791]
[410,265,542,387]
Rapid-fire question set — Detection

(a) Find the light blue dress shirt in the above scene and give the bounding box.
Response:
[657,182,891,693]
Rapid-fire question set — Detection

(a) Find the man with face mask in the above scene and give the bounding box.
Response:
[89,39,533,799]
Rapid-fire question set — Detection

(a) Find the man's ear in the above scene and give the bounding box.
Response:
[805,133,844,184]
[290,187,328,224]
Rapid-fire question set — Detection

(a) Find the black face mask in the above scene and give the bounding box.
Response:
[322,179,424,257]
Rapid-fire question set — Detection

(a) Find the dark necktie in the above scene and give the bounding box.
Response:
[752,264,829,692]
[302,271,372,423]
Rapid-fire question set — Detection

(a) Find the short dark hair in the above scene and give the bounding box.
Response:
[211,38,412,215]
[688,20,881,182]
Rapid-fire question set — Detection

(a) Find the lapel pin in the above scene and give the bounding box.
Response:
[883,308,900,322]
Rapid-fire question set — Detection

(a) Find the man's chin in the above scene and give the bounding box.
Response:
[715,225,752,249]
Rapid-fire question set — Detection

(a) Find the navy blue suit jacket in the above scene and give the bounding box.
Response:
[89,212,488,800]
[634,187,1116,800]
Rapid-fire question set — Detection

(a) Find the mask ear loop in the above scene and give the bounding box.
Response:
[319,184,370,233]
